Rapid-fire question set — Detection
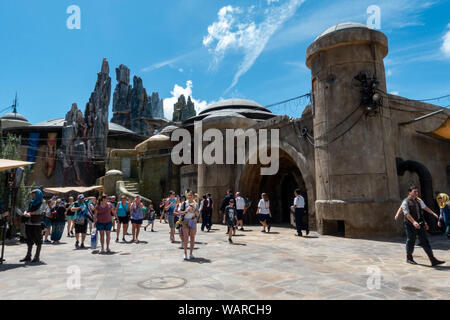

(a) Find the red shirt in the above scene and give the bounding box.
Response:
[96,203,113,224]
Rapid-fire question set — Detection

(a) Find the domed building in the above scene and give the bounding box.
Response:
[0,112,30,129]
[107,23,450,238]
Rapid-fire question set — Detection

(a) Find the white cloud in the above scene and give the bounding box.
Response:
[162,80,210,120]
[142,56,182,72]
[390,91,400,96]
[387,69,392,77]
[203,0,305,93]
[141,50,200,73]
[441,23,450,58]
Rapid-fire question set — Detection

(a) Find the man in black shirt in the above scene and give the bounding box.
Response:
[401,186,445,266]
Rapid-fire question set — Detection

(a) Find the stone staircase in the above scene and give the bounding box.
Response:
[123,180,140,194]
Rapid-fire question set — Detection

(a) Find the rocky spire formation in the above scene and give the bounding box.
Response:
[130,76,148,134]
[148,92,165,119]
[111,64,166,135]
[84,58,111,158]
[56,59,111,186]
[172,95,196,123]
[111,65,132,129]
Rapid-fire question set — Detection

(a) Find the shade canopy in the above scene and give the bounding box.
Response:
[43,185,105,195]
[0,159,35,172]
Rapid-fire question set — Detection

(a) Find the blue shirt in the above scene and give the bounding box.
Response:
[117,202,129,217]
[167,199,177,216]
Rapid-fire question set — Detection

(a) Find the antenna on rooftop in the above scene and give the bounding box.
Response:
[13,93,18,114]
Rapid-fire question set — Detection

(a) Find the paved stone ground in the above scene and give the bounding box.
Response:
[0,222,449,300]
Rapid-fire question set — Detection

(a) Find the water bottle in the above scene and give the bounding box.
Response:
[91,228,98,250]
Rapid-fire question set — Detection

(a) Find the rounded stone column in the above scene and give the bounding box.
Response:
[196,114,256,223]
[305,23,400,237]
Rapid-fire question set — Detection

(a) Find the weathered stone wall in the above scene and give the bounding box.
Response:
[388,98,450,209]
[180,165,198,195]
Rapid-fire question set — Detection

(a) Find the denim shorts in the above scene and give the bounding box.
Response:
[131,219,143,225]
[96,222,112,231]
[168,214,176,228]
[257,214,269,222]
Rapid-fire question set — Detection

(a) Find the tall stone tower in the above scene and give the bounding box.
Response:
[306,23,400,237]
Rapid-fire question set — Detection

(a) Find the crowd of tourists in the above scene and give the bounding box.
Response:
[4,184,449,266]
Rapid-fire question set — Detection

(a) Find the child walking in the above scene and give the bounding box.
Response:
[144,204,156,232]
[223,198,238,244]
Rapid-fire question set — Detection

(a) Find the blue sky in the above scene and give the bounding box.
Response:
[1,0,449,124]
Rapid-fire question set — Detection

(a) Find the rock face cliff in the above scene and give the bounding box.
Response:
[84,58,111,159]
[56,59,111,186]
[172,95,196,123]
[111,65,132,129]
[111,65,165,135]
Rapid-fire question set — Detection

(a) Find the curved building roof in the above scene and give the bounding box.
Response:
[3,117,141,137]
[0,112,29,123]
[315,22,369,40]
[184,99,275,124]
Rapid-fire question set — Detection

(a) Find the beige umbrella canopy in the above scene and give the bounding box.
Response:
[0,159,35,172]
[43,186,105,195]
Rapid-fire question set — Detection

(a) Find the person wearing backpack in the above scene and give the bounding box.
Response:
[71,194,93,249]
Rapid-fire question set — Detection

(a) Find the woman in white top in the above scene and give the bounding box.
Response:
[179,191,200,260]
[256,193,271,233]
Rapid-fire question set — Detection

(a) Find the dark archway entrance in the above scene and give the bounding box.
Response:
[239,149,308,225]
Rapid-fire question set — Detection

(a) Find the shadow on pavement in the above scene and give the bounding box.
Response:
[0,263,26,272]
[186,257,212,264]
[231,242,247,246]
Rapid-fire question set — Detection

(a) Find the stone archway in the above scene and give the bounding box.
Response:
[238,143,314,226]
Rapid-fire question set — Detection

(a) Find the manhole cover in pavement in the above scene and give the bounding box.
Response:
[401,286,423,293]
[138,277,187,290]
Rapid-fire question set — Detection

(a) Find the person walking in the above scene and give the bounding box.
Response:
[179,191,200,260]
[400,186,445,266]
[223,198,238,243]
[235,192,246,231]
[50,199,66,244]
[200,195,208,232]
[43,196,56,244]
[116,195,130,242]
[130,195,144,243]
[165,191,177,243]
[144,204,156,232]
[205,193,213,232]
[109,196,118,232]
[220,190,234,234]
[21,189,45,263]
[436,193,450,239]
[94,195,117,254]
[159,198,168,224]
[65,196,75,237]
[257,193,271,233]
[175,195,186,249]
[71,194,92,249]
[293,189,309,237]
[87,197,96,235]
